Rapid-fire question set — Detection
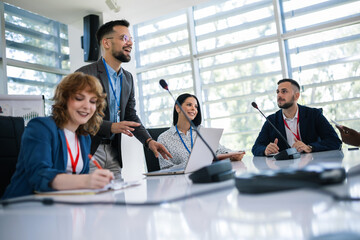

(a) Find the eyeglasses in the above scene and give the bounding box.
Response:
[106,34,133,43]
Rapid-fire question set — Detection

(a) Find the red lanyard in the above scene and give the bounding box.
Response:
[283,111,300,140]
[65,135,80,174]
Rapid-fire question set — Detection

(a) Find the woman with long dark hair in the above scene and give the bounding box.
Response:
[157,93,245,169]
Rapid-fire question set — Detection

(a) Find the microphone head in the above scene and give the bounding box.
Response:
[159,79,168,90]
[251,102,258,109]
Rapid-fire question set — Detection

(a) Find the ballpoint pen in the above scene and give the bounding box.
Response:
[88,154,102,169]
[88,154,116,187]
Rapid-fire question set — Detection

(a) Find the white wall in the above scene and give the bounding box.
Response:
[68,18,86,72]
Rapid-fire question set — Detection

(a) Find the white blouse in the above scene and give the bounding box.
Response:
[63,128,84,174]
[157,125,231,169]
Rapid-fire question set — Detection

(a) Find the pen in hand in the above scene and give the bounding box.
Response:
[88,154,115,187]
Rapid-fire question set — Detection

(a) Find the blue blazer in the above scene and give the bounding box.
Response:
[251,105,341,156]
[2,117,91,199]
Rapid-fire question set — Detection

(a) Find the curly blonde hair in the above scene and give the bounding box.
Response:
[52,72,106,136]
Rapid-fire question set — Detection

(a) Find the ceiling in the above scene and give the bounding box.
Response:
[4,0,210,25]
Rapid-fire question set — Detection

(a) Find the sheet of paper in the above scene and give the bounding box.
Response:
[35,180,141,196]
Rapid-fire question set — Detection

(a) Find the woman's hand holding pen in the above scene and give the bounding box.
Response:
[87,169,114,189]
[87,154,114,189]
[50,169,113,191]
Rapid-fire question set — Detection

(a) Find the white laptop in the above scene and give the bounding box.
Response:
[144,127,223,176]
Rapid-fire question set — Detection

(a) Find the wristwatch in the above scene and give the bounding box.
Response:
[145,138,154,149]
[307,145,313,152]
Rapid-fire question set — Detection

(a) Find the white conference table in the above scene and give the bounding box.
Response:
[1,149,360,240]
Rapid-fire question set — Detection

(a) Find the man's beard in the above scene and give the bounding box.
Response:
[112,50,131,63]
[278,96,295,109]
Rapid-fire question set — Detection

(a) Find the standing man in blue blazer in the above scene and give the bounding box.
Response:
[252,79,341,156]
[76,20,171,177]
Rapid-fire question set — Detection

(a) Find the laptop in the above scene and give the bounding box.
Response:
[144,127,223,176]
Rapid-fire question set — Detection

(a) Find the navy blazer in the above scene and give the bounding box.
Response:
[251,104,341,156]
[2,117,91,199]
[76,58,150,167]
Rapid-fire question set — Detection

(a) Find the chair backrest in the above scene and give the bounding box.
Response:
[0,116,25,198]
[143,127,169,172]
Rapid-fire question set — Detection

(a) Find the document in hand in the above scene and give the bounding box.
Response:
[35,180,141,195]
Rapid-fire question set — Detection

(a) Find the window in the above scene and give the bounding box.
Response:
[133,10,193,127]
[281,0,360,138]
[134,0,360,152]
[4,3,70,114]
[287,24,360,124]
[194,0,276,53]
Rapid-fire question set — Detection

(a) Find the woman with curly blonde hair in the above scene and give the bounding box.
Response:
[3,72,114,199]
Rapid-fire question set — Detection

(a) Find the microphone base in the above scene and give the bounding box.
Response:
[274,148,301,160]
[189,160,233,183]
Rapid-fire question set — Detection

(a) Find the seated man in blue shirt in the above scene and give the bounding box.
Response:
[252,79,341,156]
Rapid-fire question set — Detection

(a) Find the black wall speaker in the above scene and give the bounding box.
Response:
[81,14,99,62]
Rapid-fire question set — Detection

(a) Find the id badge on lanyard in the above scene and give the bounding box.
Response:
[103,58,122,123]
[117,109,120,123]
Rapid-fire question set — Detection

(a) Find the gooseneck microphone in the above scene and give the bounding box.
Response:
[251,102,300,160]
[159,79,219,162]
[159,79,168,90]
[252,102,291,148]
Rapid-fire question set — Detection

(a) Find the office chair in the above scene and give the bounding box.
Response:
[143,127,169,172]
[0,116,25,198]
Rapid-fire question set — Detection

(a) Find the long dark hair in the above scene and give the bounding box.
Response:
[173,93,202,126]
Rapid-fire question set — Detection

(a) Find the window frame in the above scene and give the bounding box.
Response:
[0,2,70,96]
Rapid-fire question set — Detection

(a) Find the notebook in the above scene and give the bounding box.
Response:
[144,127,223,176]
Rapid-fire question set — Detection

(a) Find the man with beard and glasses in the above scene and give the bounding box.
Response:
[76,20,172,177]
[252,78,341,156]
